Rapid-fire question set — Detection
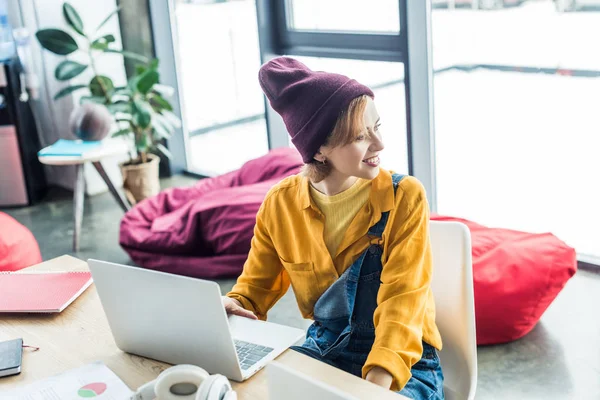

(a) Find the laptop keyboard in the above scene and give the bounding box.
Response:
[234,339,274,370]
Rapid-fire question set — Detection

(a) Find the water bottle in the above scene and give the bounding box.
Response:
[0,0,15,61]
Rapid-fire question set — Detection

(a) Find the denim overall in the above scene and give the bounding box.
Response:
[291,174,444,399]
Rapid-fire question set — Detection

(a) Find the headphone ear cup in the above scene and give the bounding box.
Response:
[222,383,237,400]
[196,375,219,400]
[196,375,233,400]
[134,379,157,400]
[222,391,237,400]
[154,365,210,400]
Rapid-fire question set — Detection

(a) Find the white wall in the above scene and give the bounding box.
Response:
[8,0,130,195]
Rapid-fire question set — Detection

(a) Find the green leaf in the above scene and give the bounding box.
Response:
[135,64,147,75]
[111,95,130,104]
[154,143,173,159]
[63,3,85,36]
[113,86,131,95]
[80,95,106,104]
[36,29,78,55]
[126,73,139,91]
[90,34,116,50]
[53,84,87,100]
[148,93,173,112]
[111,87,132,103]
[136,69,159,94]
[112,128,132,137]
[101,34,116,43]
[54,60,87,81]
[152,84,175,98]
[153,114,175,133]
[107,101,132,114]
[132,98,152,129]
[103,49,150,64]
[134,59,158,75]
[96,7,121,32]
[152,119,171,139]
[162,110,182,129]
[89,75,114,97]
[90,41,106,51]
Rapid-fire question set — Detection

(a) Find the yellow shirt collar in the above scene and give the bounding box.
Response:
[297,168,395,215]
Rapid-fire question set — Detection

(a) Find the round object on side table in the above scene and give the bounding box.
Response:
[69,103,113,141]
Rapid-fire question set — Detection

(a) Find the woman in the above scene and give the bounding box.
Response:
[223,57,444,399]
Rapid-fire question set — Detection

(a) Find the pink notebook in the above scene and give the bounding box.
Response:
[0,271,93,313]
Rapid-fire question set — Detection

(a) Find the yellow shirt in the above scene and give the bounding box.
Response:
[309,178,372,258]
[226,169,442,391]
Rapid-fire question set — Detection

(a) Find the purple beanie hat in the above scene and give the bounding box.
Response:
[258,57,374,163]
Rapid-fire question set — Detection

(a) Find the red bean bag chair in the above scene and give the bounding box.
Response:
[0,212,42,271]
[431,214,577,345]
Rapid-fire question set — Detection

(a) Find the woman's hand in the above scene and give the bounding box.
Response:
[365,366,393,390]
[222,296,258,320]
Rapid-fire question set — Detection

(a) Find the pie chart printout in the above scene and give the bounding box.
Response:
[78,382,108,397]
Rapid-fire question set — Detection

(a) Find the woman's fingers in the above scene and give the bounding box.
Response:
[231,306,258,320]
[222,296,258,319]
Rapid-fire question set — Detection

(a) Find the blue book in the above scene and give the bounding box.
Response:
[38,139,103,157]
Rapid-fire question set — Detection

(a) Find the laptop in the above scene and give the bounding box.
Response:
[87,259,305,382]
[267,361,359,400]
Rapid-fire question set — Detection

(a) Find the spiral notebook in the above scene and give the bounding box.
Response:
[0,271,93,313]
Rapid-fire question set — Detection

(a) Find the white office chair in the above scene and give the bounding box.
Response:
[429,221,477,400]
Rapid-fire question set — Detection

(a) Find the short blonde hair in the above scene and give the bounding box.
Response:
[301,95,370,183]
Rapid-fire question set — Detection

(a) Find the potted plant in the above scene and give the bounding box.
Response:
[35,2,180,204]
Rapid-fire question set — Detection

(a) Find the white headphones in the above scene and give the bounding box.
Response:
[132,364,237,400]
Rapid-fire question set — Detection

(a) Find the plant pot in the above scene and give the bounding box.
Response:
[120,154,160,205]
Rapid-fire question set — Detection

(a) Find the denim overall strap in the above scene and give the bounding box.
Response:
[391,173,404,195]
[348,173,405,337]
[366,173,404,236]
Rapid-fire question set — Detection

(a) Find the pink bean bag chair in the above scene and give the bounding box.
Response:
[431,214,577,345]
[119,148,303,278]
[0,212,42,271]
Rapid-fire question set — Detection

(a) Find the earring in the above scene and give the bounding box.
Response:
[320,158,327,165]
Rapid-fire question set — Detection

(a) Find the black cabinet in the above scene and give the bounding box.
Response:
[0,58,46,206]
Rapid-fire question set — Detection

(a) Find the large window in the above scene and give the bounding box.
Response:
[173,0,268,176]
[152,0,435,218]
[432,0,600,262]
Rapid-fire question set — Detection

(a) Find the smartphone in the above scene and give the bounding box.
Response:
[0,338,23,378]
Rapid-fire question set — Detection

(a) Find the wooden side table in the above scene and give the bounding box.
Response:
[38,140,132,251]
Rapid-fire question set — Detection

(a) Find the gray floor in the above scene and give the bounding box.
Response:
[2,176,599,400]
